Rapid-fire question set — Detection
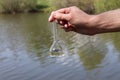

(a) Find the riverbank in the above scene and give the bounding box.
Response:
[0,0,51,14]
[0,0,120,14]
[50,0,120,14]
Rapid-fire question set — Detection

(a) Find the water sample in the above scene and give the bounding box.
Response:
[49,22,64,57]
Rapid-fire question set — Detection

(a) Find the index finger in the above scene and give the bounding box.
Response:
[48,11,56,22]
[49,12,70,22]
[57,7,70,14]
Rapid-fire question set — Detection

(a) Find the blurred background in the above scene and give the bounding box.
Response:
[0,0,120,80]
[0,0,120,14]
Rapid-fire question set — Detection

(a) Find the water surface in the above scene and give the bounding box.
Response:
[0,13,120,80]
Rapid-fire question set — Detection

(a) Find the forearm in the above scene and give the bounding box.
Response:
[88,9,120,33]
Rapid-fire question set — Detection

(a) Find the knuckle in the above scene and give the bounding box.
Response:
[62,14,66,19]
[71,6,77,9]
[51,11,56,15]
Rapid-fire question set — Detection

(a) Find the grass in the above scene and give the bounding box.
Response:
[0,0,38,13]
[50,0,95,14]
[94,0,120,13]
[36,0,54,12]
[0,0,120,14]
[0,0,50,13]
[37,0,49,6]
[50,0,120,14]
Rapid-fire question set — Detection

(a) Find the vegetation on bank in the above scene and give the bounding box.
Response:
[94,0,120,13]
[50,0,95,14]
[0,0,50,14]
[0,0,120,14]
[51,0,120,14]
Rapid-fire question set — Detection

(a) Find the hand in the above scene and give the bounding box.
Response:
[49,6,120,35]
[48,6,96,35]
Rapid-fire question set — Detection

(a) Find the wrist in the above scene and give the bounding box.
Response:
[88,14,120,33]
[87,15,99,28]
[86,14,113,34]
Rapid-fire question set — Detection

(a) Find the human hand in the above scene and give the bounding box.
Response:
[48,6,96,35]
[49,6,120,35]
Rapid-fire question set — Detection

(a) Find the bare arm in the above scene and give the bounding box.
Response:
[88,9,120,34]
[49,6,120,35]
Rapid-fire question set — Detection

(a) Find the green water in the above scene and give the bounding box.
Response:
[0,13,120,80]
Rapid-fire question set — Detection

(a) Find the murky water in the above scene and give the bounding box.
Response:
[0,13,120,80]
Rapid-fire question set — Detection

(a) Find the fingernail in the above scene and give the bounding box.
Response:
[64,24,68,28]
[60,21,63,24]
[49,17,54,22]
[48,16,52,22]
[48,18,51,22]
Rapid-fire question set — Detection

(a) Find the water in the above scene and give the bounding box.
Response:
[0,13,120,80]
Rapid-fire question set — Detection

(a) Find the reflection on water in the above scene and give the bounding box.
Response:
[0,13,120,80]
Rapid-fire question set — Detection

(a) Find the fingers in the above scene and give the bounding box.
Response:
[60,25,76,32]
[48,7,75,32]
[56,20,68,26]
[57,7,70,14]
[48,11,56,22]
[49,12,70,22]
[48,8,71,22]
[63,27,76,32]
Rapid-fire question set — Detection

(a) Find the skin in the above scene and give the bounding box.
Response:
[48,6,120,35]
